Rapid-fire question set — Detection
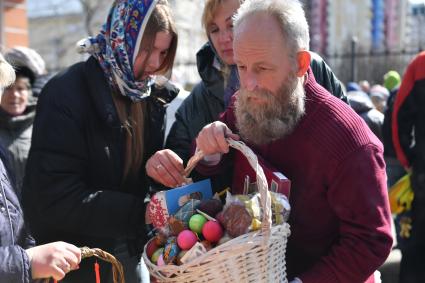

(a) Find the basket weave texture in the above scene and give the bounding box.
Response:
[142,139,291,283]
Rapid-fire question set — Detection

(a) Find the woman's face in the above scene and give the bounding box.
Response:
[1,76,30,116]
[208,0,240,65]
[133,31,173,81]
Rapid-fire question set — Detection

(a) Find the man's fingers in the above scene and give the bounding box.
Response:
[197,122,232,155]
[225,127,239,141]
[213,123,230,153]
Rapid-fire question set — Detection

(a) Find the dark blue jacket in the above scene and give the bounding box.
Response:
[0,145,35,283]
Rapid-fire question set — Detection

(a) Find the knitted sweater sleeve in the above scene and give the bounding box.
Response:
[299,144,393,283]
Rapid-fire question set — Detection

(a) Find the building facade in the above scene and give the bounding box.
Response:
[0,0,29,49]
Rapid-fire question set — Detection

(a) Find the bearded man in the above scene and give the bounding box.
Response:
[192,0,393,282]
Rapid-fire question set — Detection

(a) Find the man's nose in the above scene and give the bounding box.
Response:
[243,72,258,92]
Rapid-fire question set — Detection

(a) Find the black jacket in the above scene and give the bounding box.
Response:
[22,57,178,281]
[166,43,347,165]
[392,52,425,170]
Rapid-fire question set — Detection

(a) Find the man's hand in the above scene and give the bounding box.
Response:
[196,121,239,156]
[26,241,81,280]
[146,149,186,188]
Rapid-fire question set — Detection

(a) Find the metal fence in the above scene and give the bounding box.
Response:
[324,48,423,86]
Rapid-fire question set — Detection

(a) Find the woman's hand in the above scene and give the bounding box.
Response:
[146,149,186,188]
[26,241,81,280]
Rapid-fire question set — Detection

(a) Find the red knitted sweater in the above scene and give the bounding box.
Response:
[197,69,393,282]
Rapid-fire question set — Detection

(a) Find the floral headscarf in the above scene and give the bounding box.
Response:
[77,0,159,101]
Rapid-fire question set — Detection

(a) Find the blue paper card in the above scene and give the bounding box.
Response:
[165,179,212,215]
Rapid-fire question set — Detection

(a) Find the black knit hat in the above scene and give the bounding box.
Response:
[14,66,35,86]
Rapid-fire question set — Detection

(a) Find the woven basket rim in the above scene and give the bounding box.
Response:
[143,223,290,277]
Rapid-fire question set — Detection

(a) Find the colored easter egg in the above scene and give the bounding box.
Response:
[177,230,198,250]
[157,254,165,266]
[202,220,223,243]
[146,240,159,259]
[163,237,180,264]
[151,248,164,264]
[189,214,207,234]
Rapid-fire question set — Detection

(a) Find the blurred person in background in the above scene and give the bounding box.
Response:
[347,90,384,141]
[22,0,179,282]
[392,51,425,283]
[0,51,82,283]
[151,0,347,191]
[4,46,49,97]
[346,81,361,92]
[359,79,371,94]
[369,84,389,113]
[383,70,401,93]
[0,47,41,195]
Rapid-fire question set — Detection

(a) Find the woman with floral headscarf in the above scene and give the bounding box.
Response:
[22,1,179,282]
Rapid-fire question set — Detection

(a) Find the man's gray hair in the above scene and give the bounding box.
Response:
[233,0,310,54]
[0,52,16,88]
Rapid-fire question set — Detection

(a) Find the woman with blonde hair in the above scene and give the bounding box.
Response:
[22,1,179,282]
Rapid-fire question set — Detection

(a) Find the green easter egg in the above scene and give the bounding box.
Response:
[189,214,207,234]
[151,248,164,264]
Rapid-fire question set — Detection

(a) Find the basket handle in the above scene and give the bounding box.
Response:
[184,138,272,232]
[227,139,272,232]
[42,246,125,283]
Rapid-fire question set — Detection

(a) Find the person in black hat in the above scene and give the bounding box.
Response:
[0,63,37,196]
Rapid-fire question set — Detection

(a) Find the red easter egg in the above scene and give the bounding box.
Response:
[177,230,198,250]
[146,240,159,259]
[202,221,223,243]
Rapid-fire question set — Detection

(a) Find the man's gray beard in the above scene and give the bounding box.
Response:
[235,75,306,145]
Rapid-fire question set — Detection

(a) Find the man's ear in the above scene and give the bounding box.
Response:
[296,50,311,77]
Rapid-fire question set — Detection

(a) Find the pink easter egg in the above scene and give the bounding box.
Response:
[177,230,198,250]
[157,254,165,266]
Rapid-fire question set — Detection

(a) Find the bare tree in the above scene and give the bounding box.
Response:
[78,0,103,36]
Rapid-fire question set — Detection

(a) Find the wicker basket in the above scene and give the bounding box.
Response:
[142,139,291,283]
